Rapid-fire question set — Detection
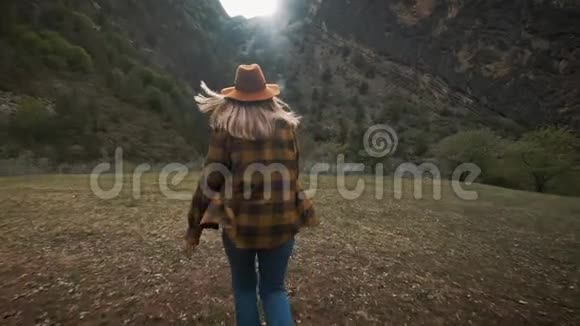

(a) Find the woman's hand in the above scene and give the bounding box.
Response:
[183,227,201,257]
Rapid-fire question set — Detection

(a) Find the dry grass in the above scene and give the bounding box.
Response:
[0,174,579,325]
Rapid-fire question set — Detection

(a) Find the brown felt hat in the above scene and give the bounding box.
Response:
[220,64,280,102]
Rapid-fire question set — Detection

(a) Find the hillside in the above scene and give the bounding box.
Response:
[307,0,580,130]
[0,0,237,170]
[0,0,578,193]
[220,0,579,162]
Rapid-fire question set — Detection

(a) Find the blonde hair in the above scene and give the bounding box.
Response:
[194,82,301,140]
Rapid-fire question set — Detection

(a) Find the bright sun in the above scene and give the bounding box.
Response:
[219,0,279,18]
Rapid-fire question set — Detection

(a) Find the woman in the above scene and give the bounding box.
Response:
[185,64,318,326]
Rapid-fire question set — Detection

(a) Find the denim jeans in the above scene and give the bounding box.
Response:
[223,233,295,326]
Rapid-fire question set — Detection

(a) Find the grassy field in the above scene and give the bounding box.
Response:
[0,173,579,325]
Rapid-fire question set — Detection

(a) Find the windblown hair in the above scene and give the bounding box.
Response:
[194,82,301,140]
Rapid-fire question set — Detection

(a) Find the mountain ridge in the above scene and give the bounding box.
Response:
[1,0,578,171]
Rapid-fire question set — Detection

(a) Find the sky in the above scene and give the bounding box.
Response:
[219,0,279,18]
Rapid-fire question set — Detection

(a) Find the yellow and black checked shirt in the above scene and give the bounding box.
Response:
[187,120,318,249]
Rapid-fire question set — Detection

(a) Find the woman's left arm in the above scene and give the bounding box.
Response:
[185,129,230,247]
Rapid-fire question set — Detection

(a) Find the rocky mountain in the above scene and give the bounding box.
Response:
[0,0,578,171]
[303,0,580,129]
[213,0,580,162]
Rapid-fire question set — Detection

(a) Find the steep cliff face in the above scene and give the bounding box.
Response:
[309,0,580,129]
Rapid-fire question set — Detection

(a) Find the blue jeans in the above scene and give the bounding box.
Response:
[223,233,295,326]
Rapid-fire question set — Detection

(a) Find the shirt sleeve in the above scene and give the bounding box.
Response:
[187,129,231,231]
[292,128,318,227]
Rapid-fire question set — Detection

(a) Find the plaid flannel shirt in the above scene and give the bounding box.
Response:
[187,120,318,249]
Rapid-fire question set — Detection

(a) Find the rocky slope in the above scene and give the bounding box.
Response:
[0,0,238,168]
[90,0,237,86]
[1,0,578,170]
[306,0,580,129]
[223,0,526,161]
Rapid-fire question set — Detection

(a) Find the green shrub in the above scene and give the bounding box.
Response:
[482,175,522,189]
[65,45,92,72]
[44,54,67,69]
[11,97,54,142]
[153,74,180,98]
[434,129,505,179]
[145,86,168,112]
[12,25,41,46]
[42,30,70,52]
[38,30,92,72]
[70,12,94,34]
[505,127,579,193]
[138,67,155,86]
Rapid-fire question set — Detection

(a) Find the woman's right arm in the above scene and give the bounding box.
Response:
[186,130,230,245]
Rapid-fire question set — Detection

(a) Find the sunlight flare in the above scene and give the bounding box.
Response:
[219,0,279,18]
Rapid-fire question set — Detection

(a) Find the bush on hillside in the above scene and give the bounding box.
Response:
[434,129,504,179]
[7,27,93,72]
[505,127,579,193]
[145,86,169,112]
[138,67,156,86]
[65,45,93,72]
[10,97,54,142]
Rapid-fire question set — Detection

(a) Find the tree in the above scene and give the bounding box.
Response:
[506,127,578,193]
[434,129,504,179]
